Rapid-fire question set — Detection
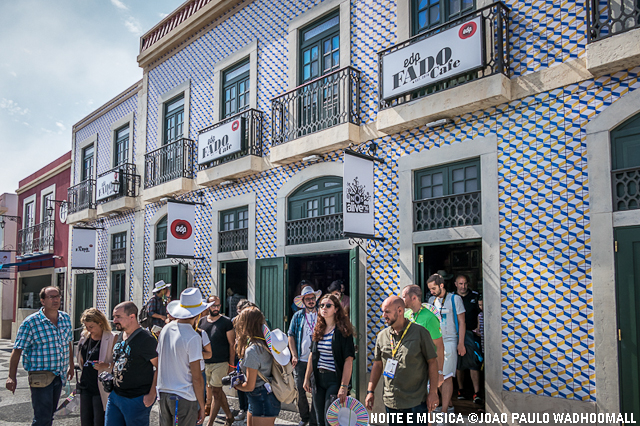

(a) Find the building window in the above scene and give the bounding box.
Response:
[300,13,340,83]
[111,232,126,264]
[111,270,126,309]
[114,125,130,166]
[164,96,184,145]
[82,144,94,181]
[42,192,54,221]
[611,113,640,211]
[155,216,167,259]
[412,0,475,35]
[220,206,249,231]
[222,60,251,118]
[288,177,343,220]
[24,201,35,228]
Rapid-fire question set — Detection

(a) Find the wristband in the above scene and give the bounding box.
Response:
[340,384,348,388]
[229,364,237,368]
[367,390,374,394]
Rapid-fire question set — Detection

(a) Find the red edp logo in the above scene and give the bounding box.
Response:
[231,120,240,132]
[459,21,477,39]
[170,219,193,240]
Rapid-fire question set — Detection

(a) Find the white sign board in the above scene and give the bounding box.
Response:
[96,171,120,201]
[343,152,375,237]
[198,118,243,164]
[71,228,97,269]
[59,202,68,224]
[0,251,12,279]
[381,16,484,100]
[166,201,195,258]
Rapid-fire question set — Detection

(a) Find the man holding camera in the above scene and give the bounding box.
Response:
[105,301,158,426]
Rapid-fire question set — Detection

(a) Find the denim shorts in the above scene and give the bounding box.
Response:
[247,385,281,417]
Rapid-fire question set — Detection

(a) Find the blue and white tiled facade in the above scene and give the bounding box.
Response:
[67,0,640,413]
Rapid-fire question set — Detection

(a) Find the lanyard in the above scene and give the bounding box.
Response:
[391,322,411,358]
[304,312,316,332]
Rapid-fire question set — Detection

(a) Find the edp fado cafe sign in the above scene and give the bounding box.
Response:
[96,171,120,201]
[198,118,244,165]
[381,17,484,100]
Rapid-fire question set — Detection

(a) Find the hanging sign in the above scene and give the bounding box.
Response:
[0,251,12,279]
[96,171,120,201]
[59,202,68,224]
[198,118,244,164]
[166,201,195,258]
[381,16,484,100]
[343,152,375,237]
[71,228,97,269]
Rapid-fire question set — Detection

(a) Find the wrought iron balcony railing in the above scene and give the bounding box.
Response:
[219,228,249,252]
[379,2,509,110]
[155,240,167,259]
[68,179,96,213]
[18,220,55,256]
[96,163,140,204]
[111,247,127,264]
[198,109,264,171]
[286,213,346,246]
[145,138,196,189]
[587,0,640,42]
[613,166,640,211]
[414,192,482,231]
[272,67,361,146]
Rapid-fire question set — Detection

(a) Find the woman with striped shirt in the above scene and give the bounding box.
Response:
[303,294,355,426]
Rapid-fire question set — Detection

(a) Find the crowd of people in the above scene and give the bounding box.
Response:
[4,272,484,426]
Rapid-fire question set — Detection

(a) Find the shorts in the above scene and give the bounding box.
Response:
[442,340,458,379]
[205,362,228,388]
[247,385,281,417]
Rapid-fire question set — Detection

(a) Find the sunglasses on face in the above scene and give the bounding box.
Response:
[319,303,334,309]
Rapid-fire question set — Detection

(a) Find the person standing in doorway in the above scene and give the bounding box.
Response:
[147,280,171,330]
[454,274,482,404]
[427,273,465,414]
[198,296,236,426]
[288,285,321,426]
[106,302,158,426]
[328,281,350,315]
[6,286,74,426]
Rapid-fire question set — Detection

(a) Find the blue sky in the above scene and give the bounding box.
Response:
[0,0,183,194]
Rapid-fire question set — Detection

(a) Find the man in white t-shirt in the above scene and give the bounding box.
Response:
[427,273,466,414]
[157,288,213,426]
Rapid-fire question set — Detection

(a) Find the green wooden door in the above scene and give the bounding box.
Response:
[615,226,640,417]
[256,258,285,331]
[75,273,94,340]
[154,266,172,301]
[177,263,188,295]
[416,245,425,296]
[349,246,360,397]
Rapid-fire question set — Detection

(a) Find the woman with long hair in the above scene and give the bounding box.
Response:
[303,294,355,426]
[77,308,117,426]
[234,307,281,426]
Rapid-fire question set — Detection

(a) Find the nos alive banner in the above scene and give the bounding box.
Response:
[343,151,375,238]
[167,201,195,258]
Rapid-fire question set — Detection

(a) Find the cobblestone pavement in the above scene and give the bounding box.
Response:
[0,338,298,426]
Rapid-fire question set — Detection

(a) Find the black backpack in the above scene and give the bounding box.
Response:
[139,300,152,329]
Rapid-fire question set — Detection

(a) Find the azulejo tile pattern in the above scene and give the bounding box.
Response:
[70,0,640,404]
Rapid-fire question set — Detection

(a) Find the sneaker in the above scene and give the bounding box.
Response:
[457,389,466,400]
[447,405,455,413]
[473,393,483,405]
[235,411,246,421]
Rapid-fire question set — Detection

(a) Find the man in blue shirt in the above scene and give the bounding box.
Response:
[6,286,74,426]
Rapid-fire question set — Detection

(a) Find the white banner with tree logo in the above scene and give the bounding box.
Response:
[71,228,97,269]
[167,201,195,258]
[343,152,375,237]
[0,251,12,279]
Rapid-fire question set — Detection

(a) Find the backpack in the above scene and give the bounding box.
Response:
[139,300,152,329]
[257,357,297,404]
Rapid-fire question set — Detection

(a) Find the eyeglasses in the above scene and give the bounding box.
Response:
[319,303,334,309]
[46,295,61,300]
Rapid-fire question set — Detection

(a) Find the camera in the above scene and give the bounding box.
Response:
[98,371,114,393]
[221,371,245,388]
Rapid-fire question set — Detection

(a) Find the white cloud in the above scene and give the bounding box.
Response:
[124,17,142,34]
[0,98,29,116]
[9,71,16,77]
[55,122,66,131]
[110,0,128,10]
[159,12,168,18]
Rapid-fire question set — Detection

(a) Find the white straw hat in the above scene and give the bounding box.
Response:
[152,280,171,293]
[262,324,291,366]
[166,288,212,319]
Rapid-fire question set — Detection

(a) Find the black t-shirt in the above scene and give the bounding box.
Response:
[457,290,480,331]
[78,337,101,395]
[198,315,234,364]
[112,328,158,398]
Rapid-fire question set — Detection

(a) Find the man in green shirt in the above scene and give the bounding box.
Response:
[402,285,445,387]
[366,296,439,426]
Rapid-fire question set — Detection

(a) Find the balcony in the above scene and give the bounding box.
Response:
[586,0,640,75]
[196,109,269,187]
[155,240,167,260]
[67,179,97,223]
[270,67,361,165]
[377,2,510,135]
[17,220,55,257]
[414,192,481,231]
[143,138,197,203]
[219,228,248,252]
[286,213,346,245]
[111,247,127,264]
[96,163,140,217]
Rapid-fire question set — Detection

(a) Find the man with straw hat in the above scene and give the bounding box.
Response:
[147,280,172,330]
[156,287,212,426]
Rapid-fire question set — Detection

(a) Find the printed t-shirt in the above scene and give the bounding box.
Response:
[112,328,158,398]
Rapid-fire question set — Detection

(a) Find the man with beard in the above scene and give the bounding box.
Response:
[198,296,236,426]
[365,296,439,426]
[105,301,158,426]
[287,285,321,426]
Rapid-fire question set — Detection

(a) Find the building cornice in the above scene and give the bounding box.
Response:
[72,80,142,133]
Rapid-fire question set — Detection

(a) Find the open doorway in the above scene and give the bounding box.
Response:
[154,264,188,302]
[220,260,248,319]
[417,240,484,415]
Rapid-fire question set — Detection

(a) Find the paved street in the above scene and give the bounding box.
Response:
[0,338,298,426]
